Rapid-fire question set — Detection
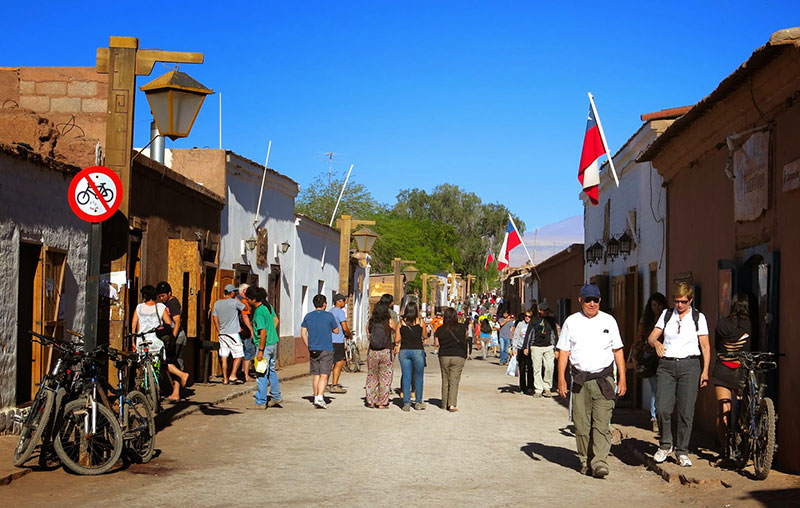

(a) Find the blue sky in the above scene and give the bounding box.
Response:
[2,1,795,231]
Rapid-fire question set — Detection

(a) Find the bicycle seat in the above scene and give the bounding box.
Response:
[66,329,84,338]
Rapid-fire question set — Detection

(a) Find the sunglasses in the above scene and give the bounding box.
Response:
[583,297,600,304]
[524,315,531,319]
[674,299,689,305]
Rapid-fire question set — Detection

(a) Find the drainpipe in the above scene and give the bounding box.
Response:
[150,121,165,164]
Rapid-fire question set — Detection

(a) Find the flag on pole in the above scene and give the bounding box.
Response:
[579,93,619,206]
[497,219,522,271]
[484,250,494,271]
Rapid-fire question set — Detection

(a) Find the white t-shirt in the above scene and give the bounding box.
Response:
[556,310,623,373]
[135,302,167,355]
[655,307,708,358]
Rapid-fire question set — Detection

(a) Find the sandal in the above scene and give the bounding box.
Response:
[232,379,245,385]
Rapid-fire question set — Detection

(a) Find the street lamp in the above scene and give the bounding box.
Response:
[140,70,213,140]
[352,226,378,253]
[402,265,419,282]
[392,258,416,304]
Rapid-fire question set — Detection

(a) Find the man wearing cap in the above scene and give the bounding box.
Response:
[328,293,352,394]
[557,284,626,478]
[301,294,341,408]
[212,284,246,385]
[525,301,557,397]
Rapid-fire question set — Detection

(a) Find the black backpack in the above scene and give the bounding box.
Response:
[369,321,392,350]
[664,307,700,332]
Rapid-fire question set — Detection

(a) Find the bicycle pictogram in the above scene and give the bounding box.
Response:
[68,166,123,223]
[76,179,115,206]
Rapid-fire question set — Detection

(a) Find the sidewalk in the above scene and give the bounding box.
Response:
[0,361,310,485]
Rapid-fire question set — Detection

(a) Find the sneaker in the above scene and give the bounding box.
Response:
[542,391,554,398]
[246,404,266,410]
[414,402,426,410]
[267,399,283,407]
[654,446,672,463]
[329,385,347,394]
[533,392,543,398]
[677,454,692,467]
[593,465,609,478]
[402,404,411,412]
[324,385,331,393]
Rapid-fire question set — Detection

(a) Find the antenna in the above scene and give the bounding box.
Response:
[324,152,336,186]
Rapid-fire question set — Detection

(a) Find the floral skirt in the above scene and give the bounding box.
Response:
[366,348,393,406]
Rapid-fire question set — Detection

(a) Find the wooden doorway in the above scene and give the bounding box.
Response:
[268,264,281,321]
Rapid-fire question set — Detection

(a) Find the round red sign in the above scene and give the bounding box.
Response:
[67,166,123,222]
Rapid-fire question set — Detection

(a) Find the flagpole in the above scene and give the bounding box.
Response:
[587,92,619,187]
[508,214,540,283]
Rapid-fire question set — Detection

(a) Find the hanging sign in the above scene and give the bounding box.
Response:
[67,166,123,222]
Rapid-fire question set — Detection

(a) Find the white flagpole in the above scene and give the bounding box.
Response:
[509,214,541,283]
[320,163,354,270]
[587,92,619,187]
[253,140,272,227]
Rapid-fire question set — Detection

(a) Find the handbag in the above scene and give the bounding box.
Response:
[636,351,659,378]
[155,303,176,360]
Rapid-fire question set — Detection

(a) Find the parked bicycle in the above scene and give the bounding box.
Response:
[343,336,361,373]
[12,331,84,467]
[133,335,162,414]
[724,351,778,480]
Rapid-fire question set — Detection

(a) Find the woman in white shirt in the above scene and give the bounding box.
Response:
[647,282,711,468]
[131,284,172,358]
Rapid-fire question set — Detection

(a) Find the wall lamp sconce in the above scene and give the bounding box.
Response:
[244,236,257,251]
[606,237,620,260]
[587,242,604,264]
[619,231,633,257]
[280,241,291,253]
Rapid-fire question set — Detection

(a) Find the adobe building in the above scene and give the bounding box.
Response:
[639,27,800,472]
[530,243,584,325]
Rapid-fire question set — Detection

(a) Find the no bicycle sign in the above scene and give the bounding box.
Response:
[68,166,123,222]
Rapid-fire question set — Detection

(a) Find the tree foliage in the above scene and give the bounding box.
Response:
[296,171,382,225]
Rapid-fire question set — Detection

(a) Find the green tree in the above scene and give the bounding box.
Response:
[296,170,382,225]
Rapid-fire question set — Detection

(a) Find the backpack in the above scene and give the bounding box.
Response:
[369,321,392,350]
[664,307,700,332]
[480,319,492,334]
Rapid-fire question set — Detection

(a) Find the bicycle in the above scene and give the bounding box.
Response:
[724,351,778,480]
[343,336,361,373]
[132,333,162,414]
[76,180,114,205]
[12,331,83,467]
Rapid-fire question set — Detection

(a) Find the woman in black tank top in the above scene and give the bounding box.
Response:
[395,301,428,411]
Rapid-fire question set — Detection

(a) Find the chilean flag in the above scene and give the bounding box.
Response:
[484,250,494,271]
[579,105,604,205]
[497,220,522,271]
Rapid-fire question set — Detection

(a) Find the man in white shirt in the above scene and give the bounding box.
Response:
[557,284,626,479]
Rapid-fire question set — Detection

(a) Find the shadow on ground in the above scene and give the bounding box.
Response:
[520,442,581,471]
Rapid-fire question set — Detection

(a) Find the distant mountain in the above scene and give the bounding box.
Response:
[509,215,583,266]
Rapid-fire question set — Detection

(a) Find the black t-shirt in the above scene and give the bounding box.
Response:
[165,296,182,333]
[436,324,467,358]
[715,316,751,362]
[399,323,423,350]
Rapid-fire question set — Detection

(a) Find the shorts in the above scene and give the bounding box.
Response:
[711,361,744,390]
[333,342,345,363]
[219,333,244,358]
[242,338,256,361]
[309,350,334,375]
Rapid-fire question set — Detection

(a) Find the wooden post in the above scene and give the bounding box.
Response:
[337,215,352,295]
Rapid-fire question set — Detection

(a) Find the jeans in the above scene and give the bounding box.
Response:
[499,337,510,364]
[647,376,658,420]
[517,349,533,393]
[399,349,425,405]
[572,377,615,470]
[532,345,555,394]
[254,344,281,405]
[656,356,701,455]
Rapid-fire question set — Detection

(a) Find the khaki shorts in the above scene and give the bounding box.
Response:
[309,350,334,375]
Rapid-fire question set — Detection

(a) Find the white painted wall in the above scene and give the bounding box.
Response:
[0,152,88,411]
[222,153,300,337]
[292,215,340,336]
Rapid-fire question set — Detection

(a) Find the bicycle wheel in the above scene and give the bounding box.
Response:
[13,387,55,467]
[352,346,361,373]
[76,189,91,205]
[144,363,161,414]
[753,397,776,480]
[123,391,155,463]
[101,187,114,203]
[54,398,123,475]
[38,387,68,469]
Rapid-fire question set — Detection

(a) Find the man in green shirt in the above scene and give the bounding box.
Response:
[245,287,282,409]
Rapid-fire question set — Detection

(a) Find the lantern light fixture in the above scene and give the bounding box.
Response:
[607,237,620,260]
[619,231,633,257]
[140,70,213,140]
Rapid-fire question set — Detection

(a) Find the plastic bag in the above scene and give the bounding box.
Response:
[255,356,268,374]
[506,354,518,376]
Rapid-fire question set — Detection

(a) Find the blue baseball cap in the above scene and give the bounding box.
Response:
[579,284,601,299]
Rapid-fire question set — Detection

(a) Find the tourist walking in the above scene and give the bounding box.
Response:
[366,302,394,409]
[464,314,474,360]
[156,281,191,400]
[247,286,282,410]
[301,294,341,409]
[514,310,533,394]
[525,303,557,397]
[498,310,514,365]
[632,292,668,431]
[328,293,351,394]
[557,284,626,478]
[478,316,491,360]
[648,282,711,467]
[435,307,468,412]
[212,284,246,386]
[236,283,256,382]
[490,315,500,358]
[396,301,428,411]
[712,293,751,455]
